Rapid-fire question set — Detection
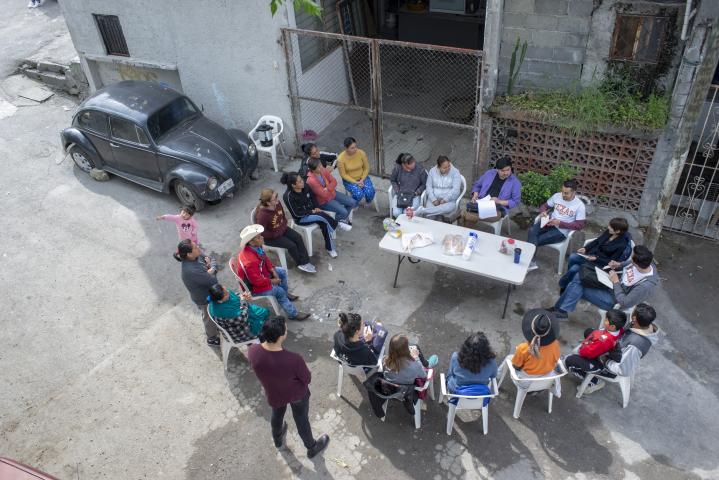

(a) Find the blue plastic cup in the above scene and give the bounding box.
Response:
[514,247,522,264]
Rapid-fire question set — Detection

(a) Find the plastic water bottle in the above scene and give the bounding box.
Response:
[462,232,478,260]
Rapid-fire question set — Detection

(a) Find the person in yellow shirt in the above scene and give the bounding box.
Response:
[337,137,376,205]
[498,309,561,392]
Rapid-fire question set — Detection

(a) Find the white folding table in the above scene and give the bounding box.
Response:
[378,214,536,318]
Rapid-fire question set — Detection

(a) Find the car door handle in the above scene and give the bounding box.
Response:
[110,142,120,148]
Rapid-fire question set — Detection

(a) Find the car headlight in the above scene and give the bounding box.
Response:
[248,142,257,156]
[207,176,218,190]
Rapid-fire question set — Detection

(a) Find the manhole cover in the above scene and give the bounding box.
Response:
[302,284,362,321]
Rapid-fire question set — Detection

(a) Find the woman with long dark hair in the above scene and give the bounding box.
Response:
[281,172,349,258]
[446,332,498,393]
[382,334,438,384]
[337,137,376,205]
[390,153,427,217]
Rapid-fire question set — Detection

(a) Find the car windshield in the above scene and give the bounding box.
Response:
[147,97,198,140]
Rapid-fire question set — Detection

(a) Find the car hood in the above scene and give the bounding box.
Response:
[158,116,244,176]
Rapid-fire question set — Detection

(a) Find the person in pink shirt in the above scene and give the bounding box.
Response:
[156,205,199,244]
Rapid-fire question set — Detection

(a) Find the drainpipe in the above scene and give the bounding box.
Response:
[681,0,696,41]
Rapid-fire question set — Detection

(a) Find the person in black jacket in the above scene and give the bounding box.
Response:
[559,217,632,291]
[281,172,347,258]
[298,143,337,180]
[333,312,387,367]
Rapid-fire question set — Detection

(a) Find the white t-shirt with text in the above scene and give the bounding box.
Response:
[621,265,654,287]
[547,192,586,236]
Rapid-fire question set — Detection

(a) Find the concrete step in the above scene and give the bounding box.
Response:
[37,60,67,74]
[22,67,67,89]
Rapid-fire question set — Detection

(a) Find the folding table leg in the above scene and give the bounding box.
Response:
[502,283,512,319]
[392,255,405,288]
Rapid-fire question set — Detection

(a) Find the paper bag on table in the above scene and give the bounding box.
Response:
[401,232,434,253]
[476,195,498,220]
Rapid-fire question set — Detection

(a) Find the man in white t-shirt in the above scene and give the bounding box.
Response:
[527,179,586,270]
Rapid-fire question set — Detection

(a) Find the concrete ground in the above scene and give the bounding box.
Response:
[2,7,719,480]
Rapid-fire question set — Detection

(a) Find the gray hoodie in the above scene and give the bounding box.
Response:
[605,324,661,378]
[613,261,660,309]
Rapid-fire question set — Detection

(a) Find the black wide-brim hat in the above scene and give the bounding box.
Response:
[521,308,559,346]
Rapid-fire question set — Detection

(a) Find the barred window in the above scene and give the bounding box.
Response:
[94,14,129,57]
[610,15,668,64]
[296,1,340,73]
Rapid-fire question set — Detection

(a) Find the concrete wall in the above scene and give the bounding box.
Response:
[60,0,296,147]
[498,0,593,93]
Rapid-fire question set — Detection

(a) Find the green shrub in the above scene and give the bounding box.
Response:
[517,161,580,207]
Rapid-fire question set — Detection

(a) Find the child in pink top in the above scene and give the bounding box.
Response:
[156,205,199,244]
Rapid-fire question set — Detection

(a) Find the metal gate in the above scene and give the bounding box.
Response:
[281,28,484,179]
[664,84,719,240]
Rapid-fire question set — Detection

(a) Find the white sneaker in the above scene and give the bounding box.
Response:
[581,379,605,395]
[28,1,36,7]
[297,263,316,273]
[328,250,338,258]
[527,261,538,271]
[338,222,352,232]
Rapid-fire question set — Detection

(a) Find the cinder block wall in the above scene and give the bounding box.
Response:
[498,0,594,94]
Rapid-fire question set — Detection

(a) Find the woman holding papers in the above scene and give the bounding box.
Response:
[558,217,632,291]
[469,156,522,222]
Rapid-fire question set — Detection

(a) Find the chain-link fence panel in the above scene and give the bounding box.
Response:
[381,113,479,184]
[283,28,484,178]
[377,40,482,126]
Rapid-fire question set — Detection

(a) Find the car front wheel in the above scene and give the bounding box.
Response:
[174,180,206,211]
[69,145,95,173]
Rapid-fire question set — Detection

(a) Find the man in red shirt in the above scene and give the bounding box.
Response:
[248,316,330,458]
[236,224,310,321]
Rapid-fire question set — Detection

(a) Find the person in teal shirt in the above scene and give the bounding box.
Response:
[208,283,269,341]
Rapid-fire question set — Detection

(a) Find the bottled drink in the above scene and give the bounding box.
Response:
[462,232,478,260]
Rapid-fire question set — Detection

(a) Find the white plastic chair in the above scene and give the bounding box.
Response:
[289,219,319,257]
[228,257,281,315]
[249,115,287,172]
[419,175,467,224]
[380,368,436,429]
[208,310,259,370]
[497,356,568,419]
[330,348,383,398]
[576,371,632,408]
[250,208,288,269]
[439,374,498,435]
[534,215,576,274]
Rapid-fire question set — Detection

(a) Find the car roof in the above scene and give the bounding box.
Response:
[80,80,185,122]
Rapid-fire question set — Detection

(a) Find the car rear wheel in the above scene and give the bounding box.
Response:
[174,180,206,211]
[69,145,95,173]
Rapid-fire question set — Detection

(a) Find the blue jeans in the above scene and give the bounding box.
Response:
[527,222,567,259]
[298,212,337,252]
[319,191,358,222]
[554,274,615,313]
[558,253,587,289]
[255,267,298,318]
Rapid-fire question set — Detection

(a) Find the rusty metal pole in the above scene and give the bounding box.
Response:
[371,39,384,176]
[645,16,719,250]
[281,29,304,156]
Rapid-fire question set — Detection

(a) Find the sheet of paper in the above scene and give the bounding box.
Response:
[594,266,614,289]
[476,195,498,219]
[540,215,550,228]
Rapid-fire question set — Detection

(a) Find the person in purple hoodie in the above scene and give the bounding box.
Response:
[469,156,522,222]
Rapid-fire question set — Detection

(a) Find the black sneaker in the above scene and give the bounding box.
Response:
[273,421,288,448]
[553,309,569,320]
[307,434,330,459]
[206,336,221,347]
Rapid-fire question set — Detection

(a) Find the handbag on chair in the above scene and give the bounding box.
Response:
[396,191,414,209]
